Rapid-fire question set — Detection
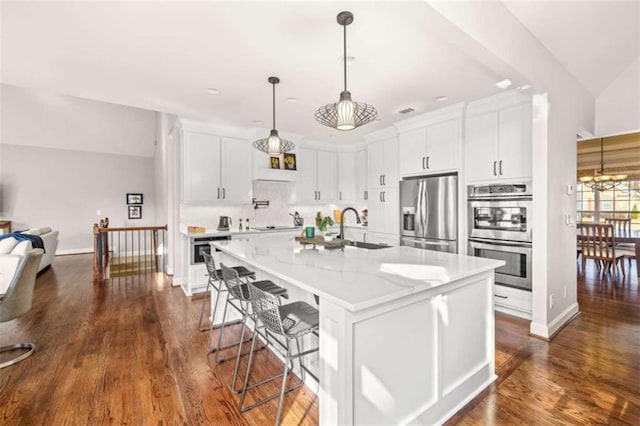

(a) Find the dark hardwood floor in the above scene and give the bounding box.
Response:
[0,254,638,424]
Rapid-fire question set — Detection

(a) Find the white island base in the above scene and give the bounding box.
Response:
[213,236,502,425]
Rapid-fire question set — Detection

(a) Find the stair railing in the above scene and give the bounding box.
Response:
[93,218,167,282]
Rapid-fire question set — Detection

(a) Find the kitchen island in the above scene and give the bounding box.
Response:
[212,235,504,425]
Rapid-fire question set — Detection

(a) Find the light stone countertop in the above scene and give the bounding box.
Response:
[181,224,364,239]
[212,234,504,312]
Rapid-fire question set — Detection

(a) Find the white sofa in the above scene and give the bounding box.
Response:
[20,227,59,272]
[0,227,59,286]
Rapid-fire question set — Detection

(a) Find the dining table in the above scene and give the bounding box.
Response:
[577,226,640,277]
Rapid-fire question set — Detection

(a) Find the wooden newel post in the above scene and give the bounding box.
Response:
[93,223,100,282]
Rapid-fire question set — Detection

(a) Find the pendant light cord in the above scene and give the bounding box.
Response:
[272,81,276,129]
[343,23,348,92]
[599,138,605,173]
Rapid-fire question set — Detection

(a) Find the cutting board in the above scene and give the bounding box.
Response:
[295,236,346,249]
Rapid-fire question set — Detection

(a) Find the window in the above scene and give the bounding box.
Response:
[577,180,640,230]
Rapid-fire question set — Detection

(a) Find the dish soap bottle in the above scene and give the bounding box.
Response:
[238,218,243,231]
[245,218,250,231]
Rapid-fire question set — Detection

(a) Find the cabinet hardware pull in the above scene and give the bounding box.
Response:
[217,188,220,199]
[379,192,382,202]
[426,156,430,169]
[494,294,508,299]
[340,191,342,200]
[382,174,386,186]
[318,191,320,200]
[222,188,225,199]
[364,190,368,200]
[493,161,497,176]
[499,160,503,175]
[380,175,382,186]
[382,191,386,202]
[422,157,426,169]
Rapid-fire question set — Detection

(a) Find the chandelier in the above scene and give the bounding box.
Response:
[579,138,627,191]
[253,76,295,155]
[315,11,377,131]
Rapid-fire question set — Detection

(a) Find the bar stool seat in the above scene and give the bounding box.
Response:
[238,283,319,426]
[209,264,288,363]
[198,252,256,332]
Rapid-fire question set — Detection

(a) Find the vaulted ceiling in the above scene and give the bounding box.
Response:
[2,1,638,144]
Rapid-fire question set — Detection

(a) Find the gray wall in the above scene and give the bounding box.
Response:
[1,84,157,253]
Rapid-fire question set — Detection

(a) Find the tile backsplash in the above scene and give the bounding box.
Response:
[180,180,365,231]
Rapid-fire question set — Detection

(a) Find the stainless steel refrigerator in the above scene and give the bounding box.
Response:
[399,174,457,253]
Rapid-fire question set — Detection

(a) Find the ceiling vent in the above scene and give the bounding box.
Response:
[397,107,415,115]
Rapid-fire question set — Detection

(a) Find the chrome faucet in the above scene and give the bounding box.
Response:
[339,207,361,240]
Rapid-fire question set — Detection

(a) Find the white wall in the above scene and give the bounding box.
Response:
[595,57,640,136]
[0,84,157,252]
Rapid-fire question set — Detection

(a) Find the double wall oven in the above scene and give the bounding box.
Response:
[468,182,532,291]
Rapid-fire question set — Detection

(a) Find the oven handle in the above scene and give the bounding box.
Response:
[468,238,532,249]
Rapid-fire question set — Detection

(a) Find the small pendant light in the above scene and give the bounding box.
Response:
[315,11,377,131]
[253,76,295,155]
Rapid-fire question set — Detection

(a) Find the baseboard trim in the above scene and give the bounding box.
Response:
[56,248,93,255]
[530,302,580,340]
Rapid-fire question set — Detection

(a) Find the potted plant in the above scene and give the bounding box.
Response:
[315,212,335,241]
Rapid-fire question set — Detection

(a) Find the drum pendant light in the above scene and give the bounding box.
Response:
[315,11,377,131]
[253,76,295,155]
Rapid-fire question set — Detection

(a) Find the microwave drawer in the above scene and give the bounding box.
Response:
[493,284,532,315]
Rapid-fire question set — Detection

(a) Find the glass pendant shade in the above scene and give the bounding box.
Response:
[253,76,294,155]
[336,91,356,130]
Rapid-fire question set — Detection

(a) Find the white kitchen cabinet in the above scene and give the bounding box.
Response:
[367,136,398,189]
[296,147,337,203]
[398,119,459,176]
[337,151,356,203]
[344,226,367,242]
[182,126,252,204]
[466,101,531,183]
[493,284,532,319]
[366,231,398,247]
[367,188,399,236]
[356,149,368,202]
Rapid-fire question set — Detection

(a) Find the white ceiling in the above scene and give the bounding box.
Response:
[504,0,640,97]
[2,1,638,144]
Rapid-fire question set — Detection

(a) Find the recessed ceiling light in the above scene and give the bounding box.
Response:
[206,88,220,95]
[518,84,531,91]
[435,96,448,102]
[252,120,263,125]
[495,79,512,89]
[338,55,356,64]
[396,107,415,115]
[287,97,297,103]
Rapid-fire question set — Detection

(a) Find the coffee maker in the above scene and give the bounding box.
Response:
[217,216,232,231]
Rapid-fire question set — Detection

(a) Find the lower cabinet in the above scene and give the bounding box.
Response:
[367,231,398,246]
[493,284,532,319]
[344,227,368,242]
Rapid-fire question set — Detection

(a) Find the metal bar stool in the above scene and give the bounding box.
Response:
[198,252,256,332]
[238,283,319,426]
[209,263,288,363]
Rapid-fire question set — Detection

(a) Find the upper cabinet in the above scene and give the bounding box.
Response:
[180,120,252,204]
[397,104,463,177]
[296,147,338,203]
[355,148,368,202]
[465,93,532,183]
[337,151,356,203]
[366,129,399,189]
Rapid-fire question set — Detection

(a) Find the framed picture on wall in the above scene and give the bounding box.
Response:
[270,156,281,169]
[126,193,143,205]
[128,205,142,219]
[283,153,296,170]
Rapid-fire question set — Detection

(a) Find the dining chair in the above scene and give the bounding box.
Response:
[604,218,636,266]
[579,223,626,278]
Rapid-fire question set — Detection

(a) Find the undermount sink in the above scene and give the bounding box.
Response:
[344,241,391,250]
